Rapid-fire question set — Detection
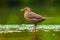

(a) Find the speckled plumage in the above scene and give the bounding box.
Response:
[21,7,45,24]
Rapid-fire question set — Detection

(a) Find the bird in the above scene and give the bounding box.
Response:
[21,7,45,40]
[21,7,45,25]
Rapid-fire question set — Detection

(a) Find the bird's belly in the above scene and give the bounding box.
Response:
[25,18,45,24]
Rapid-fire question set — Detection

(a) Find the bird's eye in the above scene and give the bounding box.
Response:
[25,9,27,10]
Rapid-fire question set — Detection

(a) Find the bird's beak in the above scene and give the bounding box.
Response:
[20,9,24,11]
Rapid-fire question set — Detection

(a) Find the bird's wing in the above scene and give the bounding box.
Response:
[28,12,44,19]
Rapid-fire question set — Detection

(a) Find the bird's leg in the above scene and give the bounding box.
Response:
[32,24,39,40]
[32,24,37,33]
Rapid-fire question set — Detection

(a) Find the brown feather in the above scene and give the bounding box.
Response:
[21,7,45,24]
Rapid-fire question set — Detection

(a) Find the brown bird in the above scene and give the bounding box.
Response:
[21,7,45,25]
[21,7,45,40]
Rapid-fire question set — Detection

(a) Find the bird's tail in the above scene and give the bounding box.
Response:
[37,18,46,22]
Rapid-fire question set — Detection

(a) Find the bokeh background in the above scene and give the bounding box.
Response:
[0,0,60,40]
[0,0,60,24]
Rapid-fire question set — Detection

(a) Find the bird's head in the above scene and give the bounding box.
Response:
[21,7,31,12]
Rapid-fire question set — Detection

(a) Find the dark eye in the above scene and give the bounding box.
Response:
[25,9,27,10]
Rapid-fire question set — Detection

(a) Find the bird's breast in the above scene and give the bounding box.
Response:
[24,13,29,19]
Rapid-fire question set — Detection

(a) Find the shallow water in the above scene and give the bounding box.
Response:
[0,24,60,33]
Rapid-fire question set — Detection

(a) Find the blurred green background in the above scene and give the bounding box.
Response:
[0,0,60,24]
[0,0,60,40]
